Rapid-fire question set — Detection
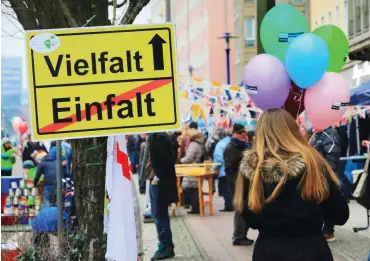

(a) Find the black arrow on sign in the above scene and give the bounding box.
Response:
[148,34,166,71]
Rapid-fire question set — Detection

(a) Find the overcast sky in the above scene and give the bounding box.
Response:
[1,2,152,88]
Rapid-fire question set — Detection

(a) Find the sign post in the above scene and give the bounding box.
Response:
[56,140,64,258]
[25,24,181,141]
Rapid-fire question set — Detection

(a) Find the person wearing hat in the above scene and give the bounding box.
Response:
[224,124,254,246]
[1,138,16,176]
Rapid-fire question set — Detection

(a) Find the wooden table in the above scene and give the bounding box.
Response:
[175,163,220,217]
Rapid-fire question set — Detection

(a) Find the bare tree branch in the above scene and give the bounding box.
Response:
[108,0,127,8]
[7,0,38,29]
[120,0,150,24]
[58,0,77,27]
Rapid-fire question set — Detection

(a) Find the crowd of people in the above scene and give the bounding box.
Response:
[1,134,72,206]
[131,108,369,261]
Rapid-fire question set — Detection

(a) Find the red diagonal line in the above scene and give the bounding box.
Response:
[116,141,130,180]
[39,79,172,133]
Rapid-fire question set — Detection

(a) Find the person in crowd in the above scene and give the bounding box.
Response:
[247,131,255,150]
[189,121,198,130]
[336,124,350,200]
[234,109,349,261]
[299,126,307,138]
[127,135,142,173]
[146,133,178,260]
[213,133,233,211]
[180,128,205,214]
[34,146,59,206]
[312,125,341,242]
[224,124,254,246]
[139,134,148,194]
[22,137,47,165]
[169,130,182,163]
[1,138,16,176]
[206,128,227,161]
[23,160,37,179]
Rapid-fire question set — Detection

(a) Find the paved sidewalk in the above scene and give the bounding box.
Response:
[132,175,206,261]
[181,184,370,261]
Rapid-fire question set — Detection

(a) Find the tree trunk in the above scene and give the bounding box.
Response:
[72,137,107,260]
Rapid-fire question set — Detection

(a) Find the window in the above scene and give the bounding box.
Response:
[355,0,362,33]
[328,10,332,24]
[334,5,339,25]
[321,15,325,25]
[363,0,369,30]
[348,0,354,36]
[244,17,255,47]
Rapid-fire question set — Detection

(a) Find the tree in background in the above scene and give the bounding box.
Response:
[3,0,149,260]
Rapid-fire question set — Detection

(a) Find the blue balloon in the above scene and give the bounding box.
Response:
[285,33,329,89]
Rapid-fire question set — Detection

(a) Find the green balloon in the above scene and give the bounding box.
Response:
[260,4,309,62]
[313,25,349,72]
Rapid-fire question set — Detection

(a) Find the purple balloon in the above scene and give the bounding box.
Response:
[243,54,290,110]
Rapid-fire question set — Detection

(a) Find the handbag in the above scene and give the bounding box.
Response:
[352,155,370,209]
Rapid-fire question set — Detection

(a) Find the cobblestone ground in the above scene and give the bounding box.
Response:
[132,175,206,261]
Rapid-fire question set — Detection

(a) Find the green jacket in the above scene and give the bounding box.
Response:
[1,146,15,171]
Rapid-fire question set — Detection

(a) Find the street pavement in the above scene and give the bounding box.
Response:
[132,175,206,261]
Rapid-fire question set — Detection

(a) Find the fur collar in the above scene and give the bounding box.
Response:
[239,151,306,183]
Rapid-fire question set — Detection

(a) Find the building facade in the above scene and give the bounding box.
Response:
[1,57,23,136]
[310,0,370,88]
[233,0,310,84]
[151,0,235,84]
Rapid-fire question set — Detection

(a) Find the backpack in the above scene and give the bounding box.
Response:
[194,140,209,163]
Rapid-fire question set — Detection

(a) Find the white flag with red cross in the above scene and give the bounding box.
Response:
[105,135,137,261]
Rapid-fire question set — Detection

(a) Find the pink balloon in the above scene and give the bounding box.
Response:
[305,72,350,130]
[12,117,23,132]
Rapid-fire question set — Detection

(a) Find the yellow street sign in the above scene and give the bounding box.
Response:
[25,24,180,141]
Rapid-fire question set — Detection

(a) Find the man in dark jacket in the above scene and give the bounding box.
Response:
[312,126,341,241]
[23,140,47,165]
[224,124,254,246]
[34,146,59,206]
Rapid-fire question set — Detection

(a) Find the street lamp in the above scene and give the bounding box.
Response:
[218,33,238,85]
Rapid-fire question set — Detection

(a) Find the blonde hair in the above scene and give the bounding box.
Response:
[234,109,340,213]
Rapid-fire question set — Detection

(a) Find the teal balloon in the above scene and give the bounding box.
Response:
[260,4,309,62]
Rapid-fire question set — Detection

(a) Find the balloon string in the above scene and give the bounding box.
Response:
[296,90,304,120]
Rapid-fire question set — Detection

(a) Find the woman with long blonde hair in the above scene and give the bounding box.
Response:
[234,109,349,261]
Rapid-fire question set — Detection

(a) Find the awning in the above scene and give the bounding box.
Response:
[349,80,370,106]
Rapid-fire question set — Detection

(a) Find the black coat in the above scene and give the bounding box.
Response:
[313,127,341,174]
[224,139,246,197]
[240,152,349,261]
[153,159,178,214]
[149,133,178,215]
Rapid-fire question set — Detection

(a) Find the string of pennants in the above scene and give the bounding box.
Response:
[178,74,369,131]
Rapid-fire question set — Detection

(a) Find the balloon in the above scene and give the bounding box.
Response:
[244,54,290,110]
[282,82,306,119]
[305,73,350,130]
[285,33,330,89]
[12,117,23,132]
[260,4,309,62]
[313,25,349,72]
[18,121,29,135]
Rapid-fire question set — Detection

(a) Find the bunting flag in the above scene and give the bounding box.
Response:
[106,135,137,261]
